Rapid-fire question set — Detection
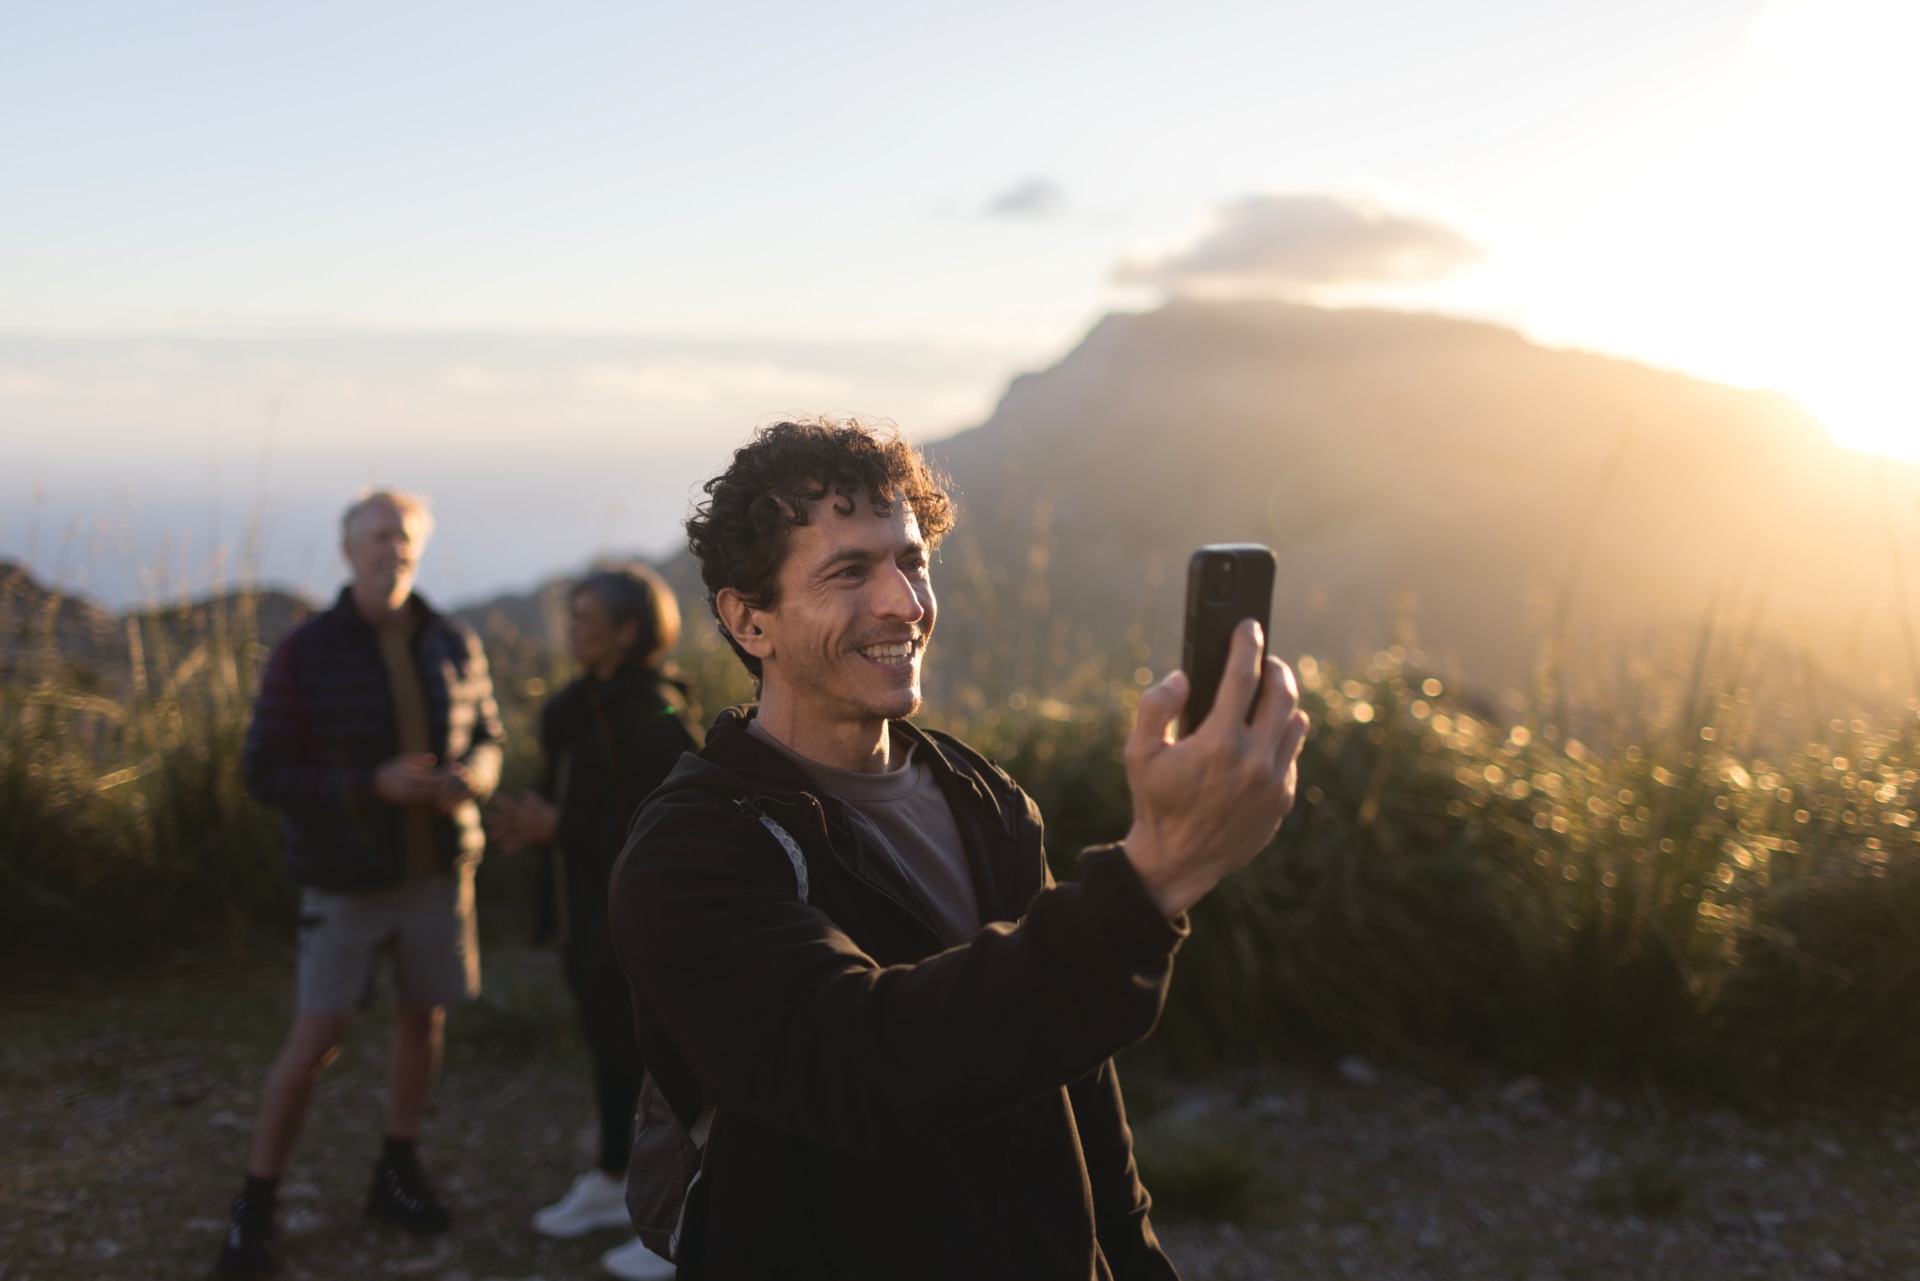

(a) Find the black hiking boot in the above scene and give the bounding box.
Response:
[367,1151,452,1234]
[213,1192,275,1275]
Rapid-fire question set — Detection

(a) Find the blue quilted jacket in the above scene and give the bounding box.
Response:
[243,588,504,892]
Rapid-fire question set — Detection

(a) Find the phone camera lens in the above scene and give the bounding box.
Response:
[1204,557,1237,602]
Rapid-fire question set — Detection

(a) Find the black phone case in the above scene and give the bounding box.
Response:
[1180,545,1276,736]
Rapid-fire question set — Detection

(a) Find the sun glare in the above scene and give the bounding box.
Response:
[1681,0,1919,456]
[1438,0,1918,459]
[1721,0,1915,452]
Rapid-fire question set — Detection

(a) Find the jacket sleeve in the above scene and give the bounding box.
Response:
[1070,1060,1180,1281]
[612,809,1187,1157]
[242,634,377,817]
[451,627,504,801]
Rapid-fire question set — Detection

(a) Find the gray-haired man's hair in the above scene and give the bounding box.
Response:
[341,488,435,542]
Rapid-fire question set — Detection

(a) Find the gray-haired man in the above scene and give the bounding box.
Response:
[216,490,504,1276]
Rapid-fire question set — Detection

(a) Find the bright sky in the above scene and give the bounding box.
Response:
[2,0,1913,602]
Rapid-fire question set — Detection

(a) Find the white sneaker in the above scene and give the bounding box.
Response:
[532,1170,631,1239]
[601,1235,676,1279]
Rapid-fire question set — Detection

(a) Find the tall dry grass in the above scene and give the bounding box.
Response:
[0,580,285,981]
[924,618,1920,1098]
[10,546,1920,1099]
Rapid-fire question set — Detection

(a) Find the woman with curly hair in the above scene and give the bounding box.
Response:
[489,563,699,1281]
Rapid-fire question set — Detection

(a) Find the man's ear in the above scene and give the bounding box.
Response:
[714,588,774,661]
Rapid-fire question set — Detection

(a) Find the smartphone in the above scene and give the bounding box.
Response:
[1179,545,1276,737]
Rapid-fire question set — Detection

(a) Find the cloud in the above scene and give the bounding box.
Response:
[578,358,848,405]
[0,371,59,399]
[1113,191,1482,291]
[985,177,1068,219]
[442,363,542,395]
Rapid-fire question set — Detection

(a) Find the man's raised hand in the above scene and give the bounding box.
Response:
[373,752,440,805]
[1121,620,1309,918]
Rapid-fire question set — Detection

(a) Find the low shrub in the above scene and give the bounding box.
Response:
[15,570,1920,1103]
[1129,1118,1266,1221]
[940,645,1920,1099]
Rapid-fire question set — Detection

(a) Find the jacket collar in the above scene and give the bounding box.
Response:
[328,586,442,634]
[676,705,1025,921]
[696,705,968,799]
[588,656,672,699]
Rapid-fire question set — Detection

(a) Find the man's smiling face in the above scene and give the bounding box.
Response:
[756,489,935,731]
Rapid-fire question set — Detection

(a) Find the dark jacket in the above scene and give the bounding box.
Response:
[609,707,1186,1281]
[536,660,700,968]
[243,588,504,892]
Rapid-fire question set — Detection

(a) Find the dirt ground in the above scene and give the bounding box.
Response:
[4,946,1919,1281]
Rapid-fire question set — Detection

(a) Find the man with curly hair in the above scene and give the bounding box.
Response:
[610,417,1308,1278]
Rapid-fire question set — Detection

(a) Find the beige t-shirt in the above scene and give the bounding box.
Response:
[375,610,437,880]
[748,719,981,946]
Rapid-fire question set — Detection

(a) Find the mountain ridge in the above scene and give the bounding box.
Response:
[11,301,1914,714]
[925,299,1914,705]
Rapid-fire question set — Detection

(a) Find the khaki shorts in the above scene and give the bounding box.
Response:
[295,868,480,1013]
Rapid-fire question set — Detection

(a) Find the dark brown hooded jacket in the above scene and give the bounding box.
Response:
[609,707,1186,1280]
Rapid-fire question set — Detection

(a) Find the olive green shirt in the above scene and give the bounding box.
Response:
[375,608,437,880]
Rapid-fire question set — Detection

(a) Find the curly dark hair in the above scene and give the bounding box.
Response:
[685,417,956,679]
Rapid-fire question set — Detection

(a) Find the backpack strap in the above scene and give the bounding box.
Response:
[730,795,812,903]
[756,814,810,902]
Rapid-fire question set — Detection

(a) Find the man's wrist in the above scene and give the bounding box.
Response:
[1120,825,1212,920]
[1076,844,1191,962]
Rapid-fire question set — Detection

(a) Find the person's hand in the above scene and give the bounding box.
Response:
[429,763,479,814]
[486,792,560,854]
[1122,620,1309,918]
[373,753,441,805]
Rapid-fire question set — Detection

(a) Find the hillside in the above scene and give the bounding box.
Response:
[926,300,1920,706]
[1,560,316,687]
[1,560,122,675]
[13,301,1917,715]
